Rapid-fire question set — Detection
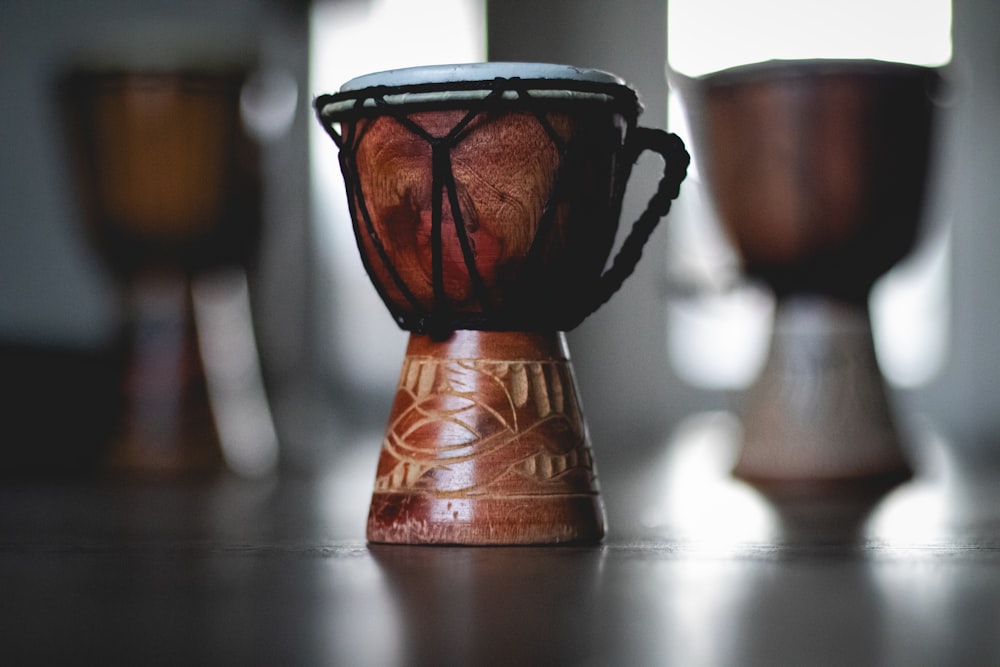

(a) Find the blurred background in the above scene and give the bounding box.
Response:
[1,0,997,481]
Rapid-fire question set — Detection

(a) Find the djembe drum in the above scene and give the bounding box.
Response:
[315,62,689,544]
[675,60,940,488]
[59,69,262,476]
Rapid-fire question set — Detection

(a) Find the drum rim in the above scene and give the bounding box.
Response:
[340,62,626,91]
[315,62,639,120]
[670,57,941,90]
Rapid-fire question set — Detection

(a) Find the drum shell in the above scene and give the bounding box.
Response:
[338,102,633,331]
[678,60,938,302]
[59,70,262,279]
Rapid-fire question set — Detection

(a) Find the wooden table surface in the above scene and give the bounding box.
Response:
[3,412,999,666]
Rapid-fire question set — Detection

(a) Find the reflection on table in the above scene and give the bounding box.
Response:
[1,411,998,665]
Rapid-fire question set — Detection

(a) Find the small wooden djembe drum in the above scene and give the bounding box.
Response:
[676,60,941,488]
[315,63,689,544]
[59,69,262,476]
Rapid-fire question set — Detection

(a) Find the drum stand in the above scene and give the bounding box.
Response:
[367,330,605,544]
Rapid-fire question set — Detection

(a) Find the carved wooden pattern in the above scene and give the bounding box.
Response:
[374,354,596,498]
[366,331,604,544]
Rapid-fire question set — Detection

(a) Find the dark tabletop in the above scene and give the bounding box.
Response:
[2,412,999,666]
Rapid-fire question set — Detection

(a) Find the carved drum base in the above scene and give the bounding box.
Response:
[367,330,605,545]
[735,296,912,489]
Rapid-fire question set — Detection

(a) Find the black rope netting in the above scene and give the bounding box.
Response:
[315,76,689,336]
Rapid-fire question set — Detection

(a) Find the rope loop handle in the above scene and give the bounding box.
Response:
[567,128,689,329]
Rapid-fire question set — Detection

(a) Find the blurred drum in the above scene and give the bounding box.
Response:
[675,59,941,487]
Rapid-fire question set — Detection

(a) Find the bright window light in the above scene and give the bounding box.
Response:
[668,0,952,77]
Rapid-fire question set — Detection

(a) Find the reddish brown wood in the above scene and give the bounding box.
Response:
[59,70,260,279]
[680,60,936,303]
[367,330,605,545]
[347,107,625,326]
[318,69,688,543]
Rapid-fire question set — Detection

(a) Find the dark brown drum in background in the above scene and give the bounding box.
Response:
[60,69,264,477]
[676,59,941,489]
[316,62,689,544]
[61,70,261,279]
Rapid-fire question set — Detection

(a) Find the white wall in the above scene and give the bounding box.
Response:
[929,0,1000,462]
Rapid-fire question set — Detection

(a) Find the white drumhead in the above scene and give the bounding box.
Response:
[340,62,625,92]
[319,62,632,116]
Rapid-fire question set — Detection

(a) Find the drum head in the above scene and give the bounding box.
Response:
[341,62,625,91]
[316,62,640,119]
